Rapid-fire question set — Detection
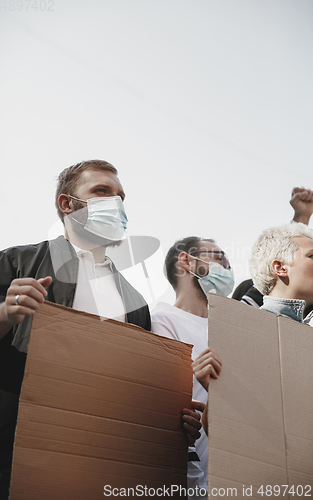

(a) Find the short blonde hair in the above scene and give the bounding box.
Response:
[250,223,313,295]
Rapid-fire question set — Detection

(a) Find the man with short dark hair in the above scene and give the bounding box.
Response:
[151,236,233,497]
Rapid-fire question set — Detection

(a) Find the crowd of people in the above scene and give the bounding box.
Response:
[1,159,313,499]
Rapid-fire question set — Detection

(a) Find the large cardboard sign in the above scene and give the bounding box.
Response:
[10,302,193,499]
[208,294,313,498]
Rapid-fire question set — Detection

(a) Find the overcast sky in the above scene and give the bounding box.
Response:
[1,0,312,306]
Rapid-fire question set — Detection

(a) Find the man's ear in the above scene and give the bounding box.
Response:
[58,194,74,216]
[177,252,194,272]
[271,259,288,277]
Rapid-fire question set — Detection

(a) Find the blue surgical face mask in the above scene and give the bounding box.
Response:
[189,257,235,297]
[69,195,128,241]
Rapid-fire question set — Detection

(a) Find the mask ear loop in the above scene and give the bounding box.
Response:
[187,254,201,280]
[66,195,88,226]
[188,254,211,279]
[68,195,87,203]
[188,269,201,279]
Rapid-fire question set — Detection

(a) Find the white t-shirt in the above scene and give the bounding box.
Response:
[151,302,209,493]
[72,246,126,322]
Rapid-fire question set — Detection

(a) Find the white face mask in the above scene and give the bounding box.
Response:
[189,257,235,297]
[69,195,128,241]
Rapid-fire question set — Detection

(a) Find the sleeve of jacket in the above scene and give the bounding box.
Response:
[0,248,26,394]
[115,271,151,331]
[0,248,18,304]
[138,303,151,332]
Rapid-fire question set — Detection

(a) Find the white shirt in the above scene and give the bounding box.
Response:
[151,302,208,493]
[72,245,126,322]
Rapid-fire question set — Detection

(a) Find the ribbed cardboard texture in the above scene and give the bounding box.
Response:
[10,302,193,499]
[208,294,313,498]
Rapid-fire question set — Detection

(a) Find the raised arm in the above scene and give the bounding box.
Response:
[290,187,313,225]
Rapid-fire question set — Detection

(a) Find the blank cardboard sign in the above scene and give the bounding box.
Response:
[10,302,193,500]
[208,294,313,499]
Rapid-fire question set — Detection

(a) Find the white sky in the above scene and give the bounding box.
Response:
[1,0,313,306]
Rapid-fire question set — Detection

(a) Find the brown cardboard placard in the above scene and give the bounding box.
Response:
[278,316,313,486]
[10,302,193,499]
[208,294,313,499]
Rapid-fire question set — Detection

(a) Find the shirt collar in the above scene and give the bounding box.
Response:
[261,296,306,322]
[71,244,113,270]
